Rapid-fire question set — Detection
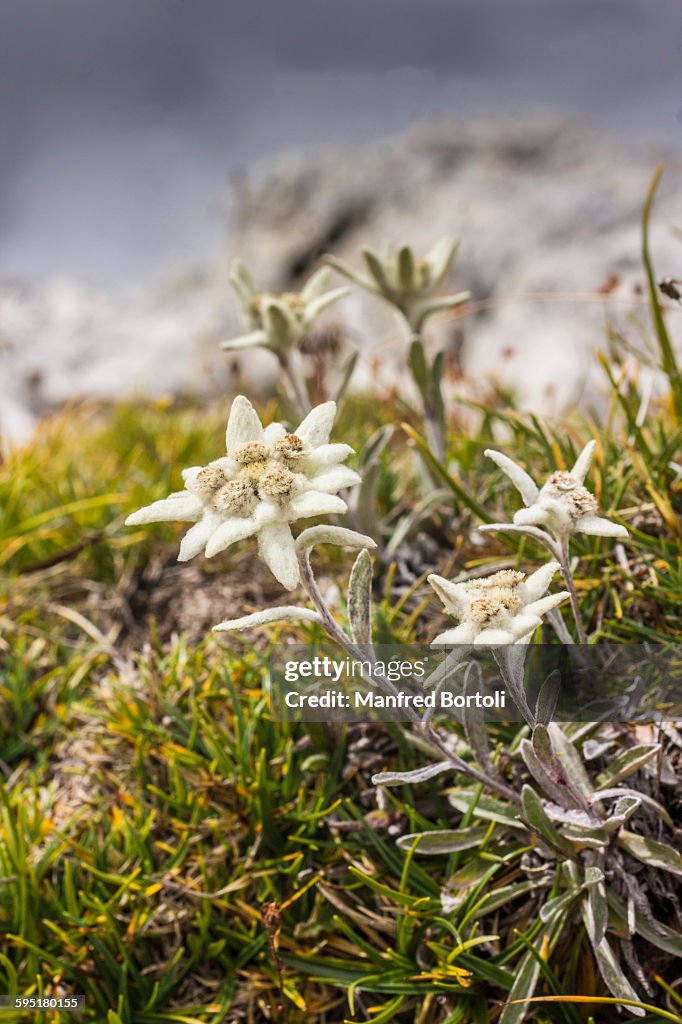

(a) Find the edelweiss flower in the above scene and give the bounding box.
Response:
[326,238,469,330]
[221,261,348,354]
[429,562,569,645]
[125,397,360,590]
[484,441,629,540]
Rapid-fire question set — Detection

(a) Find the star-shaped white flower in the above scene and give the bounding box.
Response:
[125,397,360,590]
[221,262,348,355]
[428,562,569,645]
[484,441,629,540]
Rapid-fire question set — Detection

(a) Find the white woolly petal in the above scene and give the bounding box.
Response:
[576,515,629,538]
[254,501,284,528]
[226,395,264,452]
[288,492,347,519]
[509,613,543,641]
[264,421,287,443]
[306,467,361,494]
[519,561,561,603]
[484,449,539,506]
[257,522,300,589]
[570,440,596,484]
[427,574,469,617]
[300,266,331,302]
[295,401,337,447]
[513,505,552,528]
[204,517,258,558]
[431,622,479,646]
[524,592,570,618]
[125,494,203,525]
[181,466,203,487]
[474,628,517,645]
[213,606,321,631]
[178,517,220,561]
[304,443,355,472]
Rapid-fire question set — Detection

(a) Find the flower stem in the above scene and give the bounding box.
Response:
[279,350,311,417]
[298,549,519,802]
[557,536,588,644]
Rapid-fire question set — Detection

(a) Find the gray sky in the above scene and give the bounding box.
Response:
[1,0,681,283]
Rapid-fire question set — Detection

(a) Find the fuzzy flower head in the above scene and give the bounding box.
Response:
[125,397,360,590]
[326,238,469,330]
[429,562,569,645]
[484,441,629,541]
[221,261,348,355]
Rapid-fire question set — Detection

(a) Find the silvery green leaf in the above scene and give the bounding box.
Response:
[414,291,470,331]
[263,298,296,346]
[520,738,575,809]
[473,881,539,917]
[582,865,605,889]
[539,890,578,924]
[561,823,608,850]
[521,785,574,856]
[595,744,661,788]
[535,671,561,726]
[448,790,523,830]
[362,247,395,299]
[425,236,459,288]
[499,945,542,1024]
[294,525,376,554]
[213,606,321,632]
[617,830,682,876]
[333,351,359,404]
[583,879,608,946]
[603,796,641,833]
[397,245,415,293]
[228,258,257,305]
[396,825,490,855]
[587,934,644,1015]
[408,338,429,393]
[372,760,453,787]
[348,548,372,645]
[220,330,269,351]
[323,254,374,292]
[303,286,349,324]
[532,723,554,766]
[595,786,672,825]
[548,723,593,796]
[300,266,331,302]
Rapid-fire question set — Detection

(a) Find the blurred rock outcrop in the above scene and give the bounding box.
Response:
[2,113,681,444]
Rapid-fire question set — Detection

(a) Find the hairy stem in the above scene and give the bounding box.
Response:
[279,349,311,417]
[299,549,519,802]
[557,536,588,644]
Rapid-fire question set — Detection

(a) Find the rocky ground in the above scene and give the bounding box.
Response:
[2,112,681,445]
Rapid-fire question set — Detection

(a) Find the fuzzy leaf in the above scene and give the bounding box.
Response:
[618,830,682,876]
[396,826,490,855]
[408,338,429,393]
[333,350,359,404]
[588,934,645,1015]
[521,785,574,856]
[520,738,576,809]
[595,744,661,789]
[603,796,641,833]
[499,945,542,1024]
[535,671,561,726]
[294,525,376,554]
[372,761,453,788]
[583,878,608,946]
[348,549,372,644]
[213,607,321,632]
[397,245,415,293]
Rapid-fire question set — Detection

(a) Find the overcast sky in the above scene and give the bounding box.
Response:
[1,0,681,283]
